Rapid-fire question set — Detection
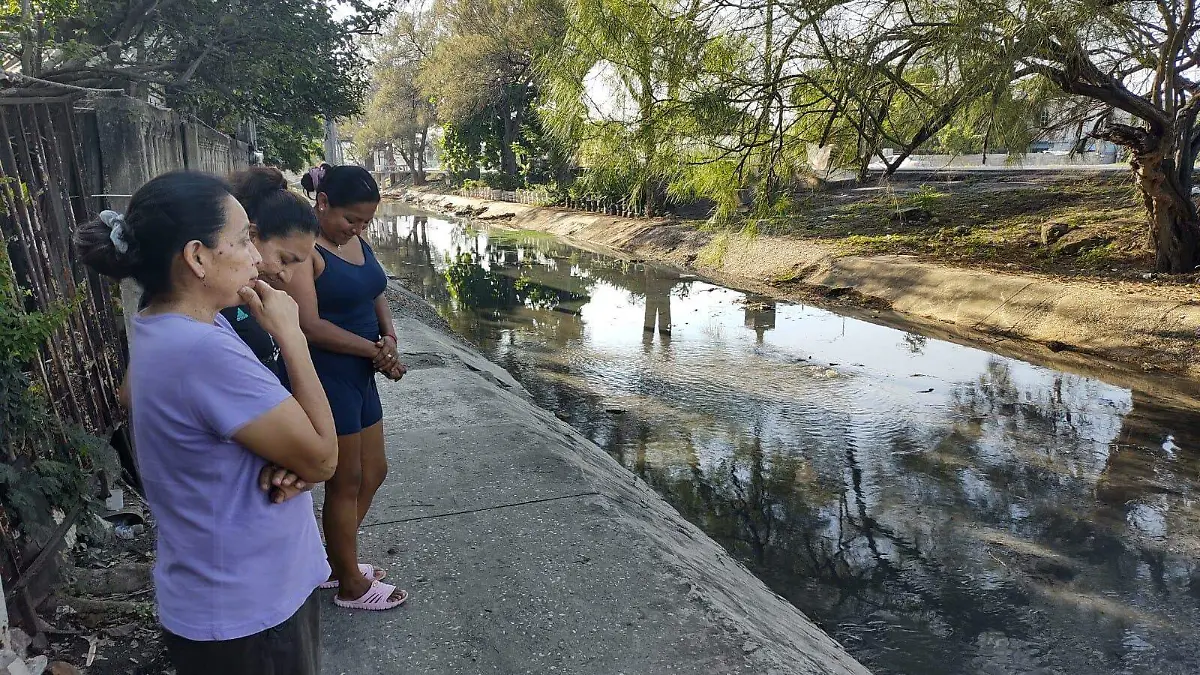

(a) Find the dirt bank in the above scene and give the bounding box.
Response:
[400,190,1200,392]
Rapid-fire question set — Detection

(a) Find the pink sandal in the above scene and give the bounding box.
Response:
[319,563,386,590]
[333,580,409,611]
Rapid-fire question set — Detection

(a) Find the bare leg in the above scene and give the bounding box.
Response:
[325,431,402,603]
[325,433,371,601]
[357,421,387,527]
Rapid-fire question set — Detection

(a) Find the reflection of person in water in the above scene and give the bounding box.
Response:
[642,267,675,339]
[743,295,777,343]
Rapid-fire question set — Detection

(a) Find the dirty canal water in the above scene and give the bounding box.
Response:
[370,203,1200,675]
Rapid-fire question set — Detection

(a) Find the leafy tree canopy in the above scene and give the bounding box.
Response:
[2,0,389,169]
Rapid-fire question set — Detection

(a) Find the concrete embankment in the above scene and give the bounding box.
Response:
[401,191,1200,392]
[319,283,871,675]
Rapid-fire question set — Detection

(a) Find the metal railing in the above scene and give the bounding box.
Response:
[0,90,124,438]
[459,187,647,216]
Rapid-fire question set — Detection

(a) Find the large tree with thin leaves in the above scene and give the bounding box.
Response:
[355,6,440,183]
[1,0,387,169]
[418,0,564,178]
[832,0,1200,272]
[540,0,727,215]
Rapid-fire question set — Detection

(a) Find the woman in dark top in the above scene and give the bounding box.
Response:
[221,167,321,374]
[283,163,407,610]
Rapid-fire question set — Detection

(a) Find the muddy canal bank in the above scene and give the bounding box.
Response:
[400,191,1200,386]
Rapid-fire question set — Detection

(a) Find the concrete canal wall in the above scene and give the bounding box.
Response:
[319,283,872,675]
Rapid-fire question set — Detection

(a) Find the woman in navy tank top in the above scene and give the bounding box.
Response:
[283,164,408,610]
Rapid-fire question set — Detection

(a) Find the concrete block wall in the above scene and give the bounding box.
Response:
[74,96,250,349]
[183,121,251,176]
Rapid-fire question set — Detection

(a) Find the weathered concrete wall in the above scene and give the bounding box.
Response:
[74,96,250,345]
[87,97,186,199]
[182,121,250,176]
[77,96,250,201]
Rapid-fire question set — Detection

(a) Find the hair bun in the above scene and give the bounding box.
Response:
[74,215,137,280]
[309,164,379,207]
[231,167,292,222]
[301,164,332,195]
[261,167,287,190]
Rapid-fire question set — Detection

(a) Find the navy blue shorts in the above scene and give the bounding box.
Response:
[310,350,383,436]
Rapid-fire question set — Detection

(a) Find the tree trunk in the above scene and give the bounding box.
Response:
[856,131,878,184]
[639,76,659,218]
[19,0,35,75]
[500,107,520,177]
[1133,147,1200,273]
[414,127,428,185]
[407,153,418,180]
[399,146,417,183]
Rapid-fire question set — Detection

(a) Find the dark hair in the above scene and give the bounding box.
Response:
[300,163,380,208]
[230,167,318,240]
[75,171,233,301]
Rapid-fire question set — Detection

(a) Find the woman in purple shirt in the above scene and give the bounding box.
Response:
[75,171,341,674]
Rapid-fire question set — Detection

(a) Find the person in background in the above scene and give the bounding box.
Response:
[287,163,407,610]
[76,171,338,674]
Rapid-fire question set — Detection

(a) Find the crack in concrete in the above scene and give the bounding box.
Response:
[360,491,603,528]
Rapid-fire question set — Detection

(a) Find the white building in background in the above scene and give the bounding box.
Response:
[1029,105,1124,162]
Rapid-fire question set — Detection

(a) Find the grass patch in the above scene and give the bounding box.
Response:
[1077,242,1125,268]
[718,174,1154,277]
[698,232,731,267]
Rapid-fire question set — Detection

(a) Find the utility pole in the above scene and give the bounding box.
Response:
[1,572,9,652]
[323,117,343,165]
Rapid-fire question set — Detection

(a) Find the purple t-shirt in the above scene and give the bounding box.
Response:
[128,312,329,641]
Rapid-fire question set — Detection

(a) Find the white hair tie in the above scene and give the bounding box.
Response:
[100,210,129,254]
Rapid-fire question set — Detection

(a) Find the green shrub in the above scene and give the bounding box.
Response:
[0,235,106,542]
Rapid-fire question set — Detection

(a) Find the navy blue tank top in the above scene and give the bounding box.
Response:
[313,239,388,342]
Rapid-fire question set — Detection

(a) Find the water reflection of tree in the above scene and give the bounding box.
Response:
[589,356,1200,674]
[901,332,928,354]
[1092,389,1200,599]
[367,213,451,305]
[375,207,1200,673]
[875,359,1200,673]
[445,252,520,309]
[443,250,589,311]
